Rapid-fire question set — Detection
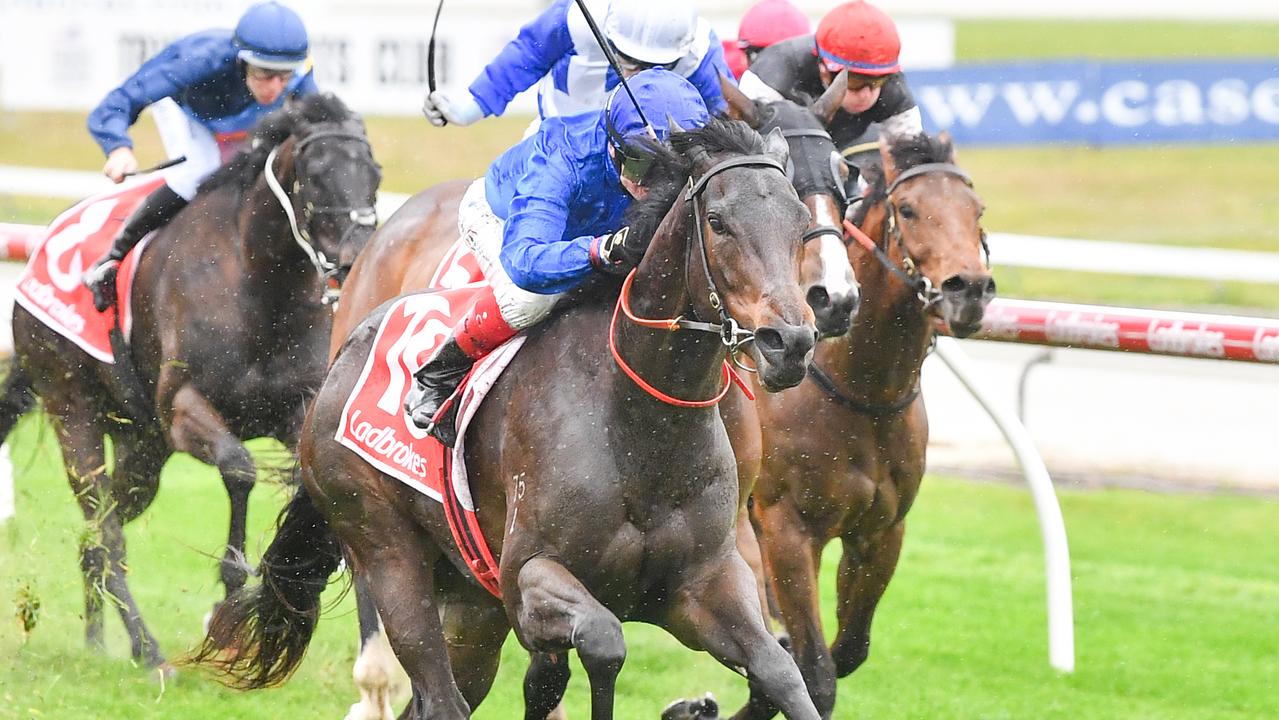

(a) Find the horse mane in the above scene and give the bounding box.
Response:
[851,132,954,226]
[623,117,766,246]
[196,92,362,196]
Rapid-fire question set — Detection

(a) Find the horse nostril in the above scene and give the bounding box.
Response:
[754,327,784,354]
[941,276,966,294]
[806,285,831,311]
[984,277,997,296]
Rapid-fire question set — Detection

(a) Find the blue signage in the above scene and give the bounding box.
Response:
[907,59,1279,145]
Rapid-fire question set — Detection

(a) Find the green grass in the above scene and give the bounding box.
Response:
[957,20,1279,60]
[3,412,1278,718]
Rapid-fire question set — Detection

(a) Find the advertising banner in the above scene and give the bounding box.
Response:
[910,59,1279,145]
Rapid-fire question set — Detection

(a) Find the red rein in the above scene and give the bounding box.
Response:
[608,270,754,408]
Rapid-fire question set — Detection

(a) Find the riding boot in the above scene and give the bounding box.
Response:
[404,288,519,446]
[83,183,187,312]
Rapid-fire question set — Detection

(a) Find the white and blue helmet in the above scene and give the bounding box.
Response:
[234,1,309,71]
[604,0,699,66]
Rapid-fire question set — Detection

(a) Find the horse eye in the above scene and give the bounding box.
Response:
[708,215,727,234]
[898,204,916,220]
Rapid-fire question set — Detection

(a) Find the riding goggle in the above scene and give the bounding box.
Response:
[246,66,295,82]
[612,139,657,185]
[608,42,678,73]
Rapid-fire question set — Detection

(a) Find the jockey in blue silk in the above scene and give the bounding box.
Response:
[421,0,734,127]
[405,68,711,445]
[81,1,317,312]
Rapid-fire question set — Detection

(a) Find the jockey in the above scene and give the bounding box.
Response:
[722,0,812,80]
[405,69,711,445]
[738,0,922,175]
[82,1,316,312]
[421,0,733,126]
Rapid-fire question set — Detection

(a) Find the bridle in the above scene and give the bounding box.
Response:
[609,153,789,408]
[263,126,378,305]
[842,161,987,309]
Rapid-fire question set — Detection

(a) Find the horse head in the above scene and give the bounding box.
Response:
[720,74,860,339]
[631,118,817,392]
[856,131,995,337]
[248,93,383,287]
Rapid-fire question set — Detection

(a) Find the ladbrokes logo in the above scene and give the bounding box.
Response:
[1146,320,1224,357]
[346,408,430,478]
[1045,311,1119,348]
[1253,328,1279,363]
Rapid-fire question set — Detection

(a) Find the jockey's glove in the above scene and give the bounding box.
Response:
[422,90,484,128]
[590,226,645,274]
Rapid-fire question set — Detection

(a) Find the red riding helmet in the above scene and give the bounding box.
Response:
[738,0,811,50]
[814,1,901,76]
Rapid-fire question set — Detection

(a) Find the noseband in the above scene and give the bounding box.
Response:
[842,161,986,308]
[263,128,378,305]
[609,152,787,407]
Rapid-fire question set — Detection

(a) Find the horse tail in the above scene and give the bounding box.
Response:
[0,357,37,444]
[188,482,343,688]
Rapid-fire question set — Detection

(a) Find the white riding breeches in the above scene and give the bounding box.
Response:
[458,179,566,330]
[150,98,224,201]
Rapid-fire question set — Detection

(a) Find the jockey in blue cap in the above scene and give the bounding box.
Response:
[405,68,711,445]
[82,1,316,312]
[421,0,734,128]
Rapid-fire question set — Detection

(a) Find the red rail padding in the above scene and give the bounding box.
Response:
[974,298,1279,364]
[0,223,45,262]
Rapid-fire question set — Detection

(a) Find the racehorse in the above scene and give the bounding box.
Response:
[193,118,826,720]
[729,132,995,719]
[324,83,860,720]
[0,93,381,674]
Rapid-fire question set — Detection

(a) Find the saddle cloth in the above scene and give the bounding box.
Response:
[335,239,513,597]
[14,176,166,363]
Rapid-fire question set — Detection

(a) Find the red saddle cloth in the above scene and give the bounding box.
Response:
[13,176,166,363]
[336,240,510,597]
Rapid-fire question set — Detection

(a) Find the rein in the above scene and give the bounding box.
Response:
[840,161,980,309]
[608,153,786,407]
[262,129,377,305]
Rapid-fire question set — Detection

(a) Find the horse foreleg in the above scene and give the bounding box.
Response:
[665,550,820,720]
[523,651,571,720]
[749,500,836,719]
[351,542,471,719]
[830,522,905,677]
[48,401,167,671]
[513,557,625,720]
[167,385,256,600]
[346,573,409,720]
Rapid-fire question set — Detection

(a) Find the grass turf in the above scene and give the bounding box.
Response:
[2,411,1277,719]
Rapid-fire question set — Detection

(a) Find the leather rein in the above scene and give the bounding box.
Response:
[263,127,378,305]
[608,153,789,408]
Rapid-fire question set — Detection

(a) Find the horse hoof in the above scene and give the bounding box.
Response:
[152,662,178,684]
[661,693,719,720]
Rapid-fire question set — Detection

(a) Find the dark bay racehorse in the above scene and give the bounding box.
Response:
[195,119,825,719]
[731,133,994,719]
[0,93,380,673]
[325,87,861,720]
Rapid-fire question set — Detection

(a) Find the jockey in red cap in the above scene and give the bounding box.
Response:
[722,0,812,79]
[735,1,922,191]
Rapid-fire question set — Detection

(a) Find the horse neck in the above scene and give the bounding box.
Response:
[831,200,933,402]
[613,192,728,408]
[238,144,321,300]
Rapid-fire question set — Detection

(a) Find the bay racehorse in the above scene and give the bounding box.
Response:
[0,93,380,674]
[729,132,994,719]
[324,85,860,720]
[194,118,826,719]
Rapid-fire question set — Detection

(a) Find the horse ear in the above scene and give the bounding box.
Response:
[811,69,848,125]
[719,71,761,128]
[938,130,958,162]
[878,134,900,184]
[666,113,685,135]
[763,127,789,167]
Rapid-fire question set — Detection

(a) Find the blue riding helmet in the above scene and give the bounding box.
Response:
[605,68,710,182]
[234,1,309,71]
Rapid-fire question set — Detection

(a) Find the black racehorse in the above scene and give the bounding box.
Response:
[0,92,381,674]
